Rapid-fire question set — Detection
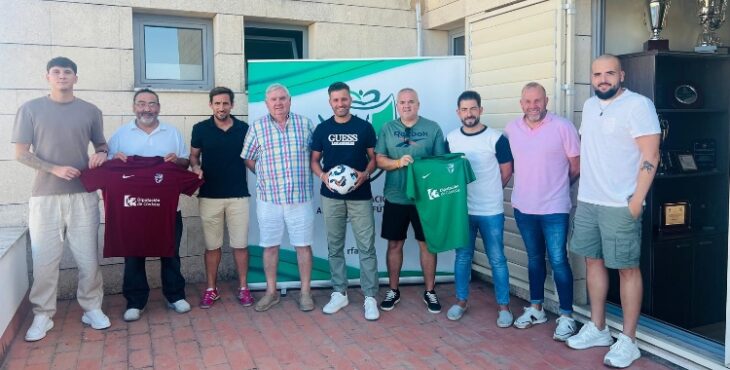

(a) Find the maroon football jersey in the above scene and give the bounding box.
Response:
[81,156,203,257]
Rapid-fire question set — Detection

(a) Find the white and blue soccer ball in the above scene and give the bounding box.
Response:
[327,164,358,195]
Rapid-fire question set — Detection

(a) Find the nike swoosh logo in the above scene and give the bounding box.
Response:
[122,175,134,179]
[421,173,431,179]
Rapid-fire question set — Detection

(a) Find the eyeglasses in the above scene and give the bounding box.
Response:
[134,101,159,108]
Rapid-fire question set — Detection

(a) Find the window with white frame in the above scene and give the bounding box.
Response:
[133,14,214,90]
[450,29,465,56]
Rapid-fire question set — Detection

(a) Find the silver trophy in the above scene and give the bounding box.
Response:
[646,0,671,50]
[695,0,728,53]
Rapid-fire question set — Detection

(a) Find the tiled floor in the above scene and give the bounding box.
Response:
[2,281,673,370]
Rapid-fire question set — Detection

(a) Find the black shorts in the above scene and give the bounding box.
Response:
[381,200,425,241]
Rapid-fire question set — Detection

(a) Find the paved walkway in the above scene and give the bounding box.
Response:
[2,281,673,370]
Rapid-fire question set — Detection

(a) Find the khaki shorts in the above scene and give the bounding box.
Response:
[569,201,642,269]
[199,197,250,250]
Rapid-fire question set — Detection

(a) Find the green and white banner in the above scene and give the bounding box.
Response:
[245,57,466,288]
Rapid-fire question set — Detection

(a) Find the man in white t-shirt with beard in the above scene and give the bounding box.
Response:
[566,54,660,369]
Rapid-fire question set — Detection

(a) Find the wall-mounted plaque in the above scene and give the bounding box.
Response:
[660,201,691,232]
[677,153,698,171]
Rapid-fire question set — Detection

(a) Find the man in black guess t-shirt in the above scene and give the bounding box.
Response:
[310,82,379,320]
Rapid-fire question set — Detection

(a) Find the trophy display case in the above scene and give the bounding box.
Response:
[607,51,729,341]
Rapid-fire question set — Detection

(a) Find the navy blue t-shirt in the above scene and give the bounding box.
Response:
[311,115,376,200]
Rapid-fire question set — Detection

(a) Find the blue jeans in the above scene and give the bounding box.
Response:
[514,209,573,315]
[454,214,510,305]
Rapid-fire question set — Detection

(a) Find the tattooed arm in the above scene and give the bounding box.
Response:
[15,143,81,181]
[628,133,661,218]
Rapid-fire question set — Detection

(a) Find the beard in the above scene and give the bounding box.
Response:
[215,112,229,120]
[137,114,157,126]
[594,83,621,100]
[461,116,480,127]
[525,109,547,123]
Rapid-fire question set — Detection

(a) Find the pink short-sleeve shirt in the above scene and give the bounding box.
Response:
[504,112,580,214]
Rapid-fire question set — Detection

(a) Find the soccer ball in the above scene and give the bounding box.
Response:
[327,164,358,195]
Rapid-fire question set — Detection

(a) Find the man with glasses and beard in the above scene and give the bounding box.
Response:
[566,55,660,369]
[108,88,192,321]
[375,88,447,314]
[444,90,514,326]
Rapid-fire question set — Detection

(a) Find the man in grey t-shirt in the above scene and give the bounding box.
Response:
[12,57,111,342]
[374,88,447,314]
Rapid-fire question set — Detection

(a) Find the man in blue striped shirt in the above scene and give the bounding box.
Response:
[242,83,316,312]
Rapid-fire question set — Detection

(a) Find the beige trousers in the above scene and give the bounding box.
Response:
[28,192,104,317]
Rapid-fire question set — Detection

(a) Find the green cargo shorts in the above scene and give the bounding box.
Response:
[569,201,642,269]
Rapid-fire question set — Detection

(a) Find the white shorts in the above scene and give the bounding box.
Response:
[256,199,313,248]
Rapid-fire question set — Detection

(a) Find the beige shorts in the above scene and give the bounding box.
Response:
[199,197,250,250]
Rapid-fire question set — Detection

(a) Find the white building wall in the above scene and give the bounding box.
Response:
[0,0,425,296]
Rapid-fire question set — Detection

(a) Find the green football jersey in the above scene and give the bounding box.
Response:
[405,153,475,253]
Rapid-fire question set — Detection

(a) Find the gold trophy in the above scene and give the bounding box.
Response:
[695,0,728,53]
[645,0,671,51]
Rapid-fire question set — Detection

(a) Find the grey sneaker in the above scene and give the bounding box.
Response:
[167,299,191,314]
[514,306,548,329]
[566,321,613,350]
[446,304,467,321]
[604,333,641,368]
[123,308,143,322]
[25,315,53,342]
[254,293,280,312]
[496,309,514,328]
[553,316,577,341]
[299,291,314,312]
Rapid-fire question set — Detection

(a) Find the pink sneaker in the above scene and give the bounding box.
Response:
[200,288,220,309]
[238,287,254,306]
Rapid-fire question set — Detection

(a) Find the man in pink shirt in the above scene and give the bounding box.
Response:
[504,82,580,341]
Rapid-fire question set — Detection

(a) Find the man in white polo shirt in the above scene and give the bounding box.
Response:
[566,55,660,368]
[108,88,192,321]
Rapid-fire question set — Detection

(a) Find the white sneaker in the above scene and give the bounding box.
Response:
[322,292,349,314]
[124,308,144,322]
[566,321,614,350]
[25,315,53,342]
[553,316,577,341]
[167,299,191,314]
[604,333,641,368]
[513,306,548,329]
[363,297,380,321]
[81,309,111,330]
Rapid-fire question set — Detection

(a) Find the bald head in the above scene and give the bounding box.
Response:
[592,54,622,74]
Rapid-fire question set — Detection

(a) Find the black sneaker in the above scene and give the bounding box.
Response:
[423,290,441,313]
[380,289,401,311]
